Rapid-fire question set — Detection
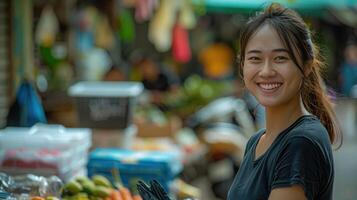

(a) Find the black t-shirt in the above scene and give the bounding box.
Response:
[228,115,334,200]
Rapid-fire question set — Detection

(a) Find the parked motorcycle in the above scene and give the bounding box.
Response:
[185,97,257,199]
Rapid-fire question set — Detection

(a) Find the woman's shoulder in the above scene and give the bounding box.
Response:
[282,115,332,155]
[287,115,330,143]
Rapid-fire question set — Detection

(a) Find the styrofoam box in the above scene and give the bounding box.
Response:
[0,124,91,181]
[68,81,144,129]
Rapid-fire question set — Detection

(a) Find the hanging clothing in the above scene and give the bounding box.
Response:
[172,22,191,63]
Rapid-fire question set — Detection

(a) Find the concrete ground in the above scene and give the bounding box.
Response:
[333,99,357,200]
[333,133,357,200]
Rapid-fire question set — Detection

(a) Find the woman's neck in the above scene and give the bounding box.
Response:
[264,96,309,138]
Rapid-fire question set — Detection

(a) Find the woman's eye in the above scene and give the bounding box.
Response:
[247,57,261,61]
[275,56,288,62]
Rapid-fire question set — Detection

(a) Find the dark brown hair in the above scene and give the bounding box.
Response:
[239,3,342,146]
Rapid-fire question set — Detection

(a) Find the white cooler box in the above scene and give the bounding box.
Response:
[0,124,91,182]
[68,81,143,129]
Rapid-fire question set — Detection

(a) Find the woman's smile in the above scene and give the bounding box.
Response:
[257,82,283,92]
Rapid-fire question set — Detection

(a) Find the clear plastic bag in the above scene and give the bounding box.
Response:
[0,173,63,198]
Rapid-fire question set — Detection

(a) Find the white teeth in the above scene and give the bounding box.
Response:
[259,83,282,90]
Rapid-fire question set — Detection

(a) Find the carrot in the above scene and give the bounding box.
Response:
[119,186,133,200]
[31,197,45,200]
[111,169,132,200]
[132,194,142,200]
[105,197,112,200]
[110,189,123,200]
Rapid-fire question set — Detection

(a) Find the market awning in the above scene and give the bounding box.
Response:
[328,7,357,27]
[192,0,357,16]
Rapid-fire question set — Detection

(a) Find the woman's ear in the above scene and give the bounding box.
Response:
[304,60,313,77]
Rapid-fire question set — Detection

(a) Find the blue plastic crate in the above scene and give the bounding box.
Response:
[87,148,182,192]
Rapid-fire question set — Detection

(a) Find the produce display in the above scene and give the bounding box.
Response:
[164,75,233,118]
[61,175,142,200]
[30,196,60,200]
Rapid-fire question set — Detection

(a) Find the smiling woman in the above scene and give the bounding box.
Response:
[228,3,342,200]
[243,23,304,108]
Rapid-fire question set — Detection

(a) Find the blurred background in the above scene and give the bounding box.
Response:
[0,0,356,200]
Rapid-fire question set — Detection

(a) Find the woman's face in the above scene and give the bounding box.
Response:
[243,23,304,108]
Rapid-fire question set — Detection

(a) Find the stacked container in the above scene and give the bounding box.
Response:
[68,81,144,149]
[0,124,91,182]
[68,81,182,190]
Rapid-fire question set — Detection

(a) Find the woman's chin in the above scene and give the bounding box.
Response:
[256,98,281,108]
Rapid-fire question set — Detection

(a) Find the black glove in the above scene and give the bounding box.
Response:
[137,180,171,200]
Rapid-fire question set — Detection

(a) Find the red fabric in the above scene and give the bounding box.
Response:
[172,23,191,63]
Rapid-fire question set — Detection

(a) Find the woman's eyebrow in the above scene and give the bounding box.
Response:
[272,48,289,53]
[247,50,262,54]
[247,48,289,55]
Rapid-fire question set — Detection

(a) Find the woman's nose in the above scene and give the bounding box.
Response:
[258,60,276,77]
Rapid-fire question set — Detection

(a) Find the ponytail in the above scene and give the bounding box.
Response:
[301,54,342,147]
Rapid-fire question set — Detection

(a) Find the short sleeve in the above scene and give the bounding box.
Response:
[271,137,323,200]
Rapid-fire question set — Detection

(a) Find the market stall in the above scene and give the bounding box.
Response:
[1,0,357,200]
